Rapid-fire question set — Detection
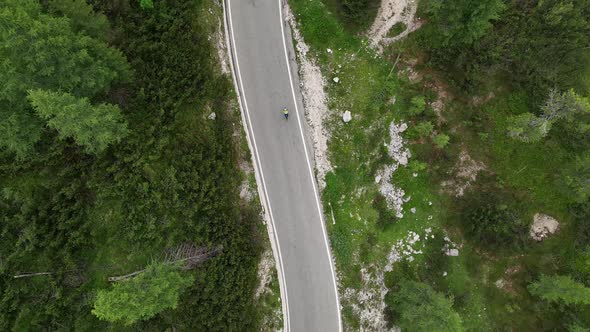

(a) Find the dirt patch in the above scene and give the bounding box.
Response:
[367,0,422,52]
[495,265,523,294]
[441,150,486,197]
[285,4,333,190]
[471,91,496,107]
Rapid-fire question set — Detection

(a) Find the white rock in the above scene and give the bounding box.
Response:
[413,173,418,177]
[375,175,382,183]
[530,213,559,241]
[425,227,432,233]
[398,123,408,132]
[327,48,333,54]
[207,112,216,120]
[428,215,433,220]
[407,256,415,262]
[445,249,459,256]
[342,111,352,123]
[410,207,416,214]
[333,77,340,83]
[428,201,433,206]
[442,272,447,277]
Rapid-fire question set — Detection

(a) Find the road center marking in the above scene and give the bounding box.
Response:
[277,1,343,331]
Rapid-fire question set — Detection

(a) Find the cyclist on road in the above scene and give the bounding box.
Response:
[282,107,289,120]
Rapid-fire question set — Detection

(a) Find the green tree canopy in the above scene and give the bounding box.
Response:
[499,1,590,92]
[386,280,463,332]
[92,262,195,326]
[48,0,110,40]
[433,133,450,149]
[140,0,154,10]
[0,0,130,156]
[529,275,590,306]
[422,0,505,47]
[28,90,128,154]
[506,113,551,143]
[561,153,590,203]
[507,89,590,143]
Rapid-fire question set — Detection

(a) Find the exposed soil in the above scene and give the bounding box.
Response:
[367,0,422,53]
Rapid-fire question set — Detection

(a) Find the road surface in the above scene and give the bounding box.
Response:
[224,0,341,331]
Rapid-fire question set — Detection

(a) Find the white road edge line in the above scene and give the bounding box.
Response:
[278,1,343,332]
[223,1,291,331]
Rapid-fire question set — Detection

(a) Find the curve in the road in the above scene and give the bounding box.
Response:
[222,1,291,330]
[223,0,342,331]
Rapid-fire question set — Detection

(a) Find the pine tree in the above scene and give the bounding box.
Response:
[0,0,130,156]
[28,90,128,154]
[529,275,590,306]
[386,280,463,332]
[92,262,195,326]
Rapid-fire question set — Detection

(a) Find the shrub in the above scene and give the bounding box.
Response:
[433,133,450,149]
[407,95,427,116]
[385,280,463,331]
[410,121,434,139]
[408,160,428,172]
[339,0,380,28]
[460,192,528,250]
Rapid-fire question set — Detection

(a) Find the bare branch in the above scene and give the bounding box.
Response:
[13,272,53,279]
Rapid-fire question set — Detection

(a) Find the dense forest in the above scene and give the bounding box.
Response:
[0,0,263,330]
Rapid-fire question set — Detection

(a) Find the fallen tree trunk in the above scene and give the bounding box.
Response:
[108,246,222,282]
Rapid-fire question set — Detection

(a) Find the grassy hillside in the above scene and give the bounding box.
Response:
[289,0,590,330]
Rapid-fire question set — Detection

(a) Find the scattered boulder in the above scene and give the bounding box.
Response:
[342,111,352,123]
[207,112,216,120]
[530,213,559,241]
[333,77,340,83]
[445,249,459,257]
[398,123,408,133]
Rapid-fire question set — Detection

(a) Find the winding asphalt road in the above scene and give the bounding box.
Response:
[224,0,341,331]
